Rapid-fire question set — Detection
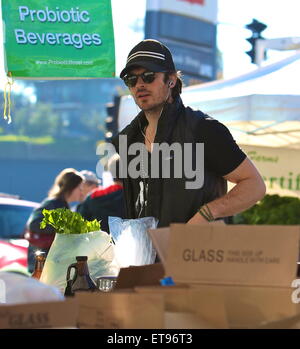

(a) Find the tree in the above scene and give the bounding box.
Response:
[77,108,105,140]
[12,103,60,137]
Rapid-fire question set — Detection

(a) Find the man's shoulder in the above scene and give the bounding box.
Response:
[90,184,123,201]
[183,105,222,131]
[181,105,233,144]
[184,105,215,123]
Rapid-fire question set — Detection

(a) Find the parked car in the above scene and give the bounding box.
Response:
[0,196,39,272]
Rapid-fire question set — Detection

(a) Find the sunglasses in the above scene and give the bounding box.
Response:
[123,71,156,88]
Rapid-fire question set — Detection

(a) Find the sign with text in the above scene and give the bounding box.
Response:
[0,299,78,329]
[1,0,115,78]
[242,145,300,198]
[145,1,217,84]
[165,39,215,80]
[146,0,218,23]
[149,224,300,287]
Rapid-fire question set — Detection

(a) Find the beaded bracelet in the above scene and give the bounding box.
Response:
[198,204,215,222]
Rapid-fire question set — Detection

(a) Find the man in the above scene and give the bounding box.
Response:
[112,39,265,227]
[79,170,101,201]
[77,155,125,233]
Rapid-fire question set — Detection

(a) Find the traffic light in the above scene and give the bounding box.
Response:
[105,95,120,142]
[245,18,267,64]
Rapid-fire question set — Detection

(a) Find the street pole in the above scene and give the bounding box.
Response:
[255,37,300,66]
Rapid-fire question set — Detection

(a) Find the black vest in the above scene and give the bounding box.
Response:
[112,97,227,227]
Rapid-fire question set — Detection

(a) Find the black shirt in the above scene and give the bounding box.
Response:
[113,97,246,227]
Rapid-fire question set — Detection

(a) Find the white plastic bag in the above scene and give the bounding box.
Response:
[109,216,158,268]
[0,271,64,304]
[40,230,118,293]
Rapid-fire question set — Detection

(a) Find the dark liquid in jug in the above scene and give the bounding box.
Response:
[64,256,98,296]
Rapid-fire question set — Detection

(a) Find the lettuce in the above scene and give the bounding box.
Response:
[234,194,300,225]
[40,208,101,234]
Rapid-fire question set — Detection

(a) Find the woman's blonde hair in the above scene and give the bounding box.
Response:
[48,168,83,200]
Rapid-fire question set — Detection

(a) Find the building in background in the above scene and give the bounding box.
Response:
[145,0,218,86]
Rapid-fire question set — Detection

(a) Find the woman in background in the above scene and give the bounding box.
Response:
[25,168,84,272]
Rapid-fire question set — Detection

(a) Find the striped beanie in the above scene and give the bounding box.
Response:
[120,39,176,78]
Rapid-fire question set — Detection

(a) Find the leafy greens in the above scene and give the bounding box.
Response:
[40,208,101,234]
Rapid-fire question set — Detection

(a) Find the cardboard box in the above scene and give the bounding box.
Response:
[219,284,300,328]
[144,224,300,328]
[150,224,300,287]
[72,224,300,329]
[0,299,78,329]
[75,292,164,329]
[114,263,164,290]
[114,263,228,328]
[135,284,228,328]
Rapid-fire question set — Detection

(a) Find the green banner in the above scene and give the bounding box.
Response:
[1,0,115,78]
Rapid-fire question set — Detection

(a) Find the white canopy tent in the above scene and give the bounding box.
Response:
[181,51,300,149]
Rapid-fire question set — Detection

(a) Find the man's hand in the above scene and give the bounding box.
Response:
[187,212,210,225]
[187,213,226,225]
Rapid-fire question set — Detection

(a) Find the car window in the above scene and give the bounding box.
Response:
[0,204,34,239]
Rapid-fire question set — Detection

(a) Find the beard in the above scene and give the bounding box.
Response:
[134,92,168,113]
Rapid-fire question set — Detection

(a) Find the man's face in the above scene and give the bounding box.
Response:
[80,182,97,201]
[127,67,170,113]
